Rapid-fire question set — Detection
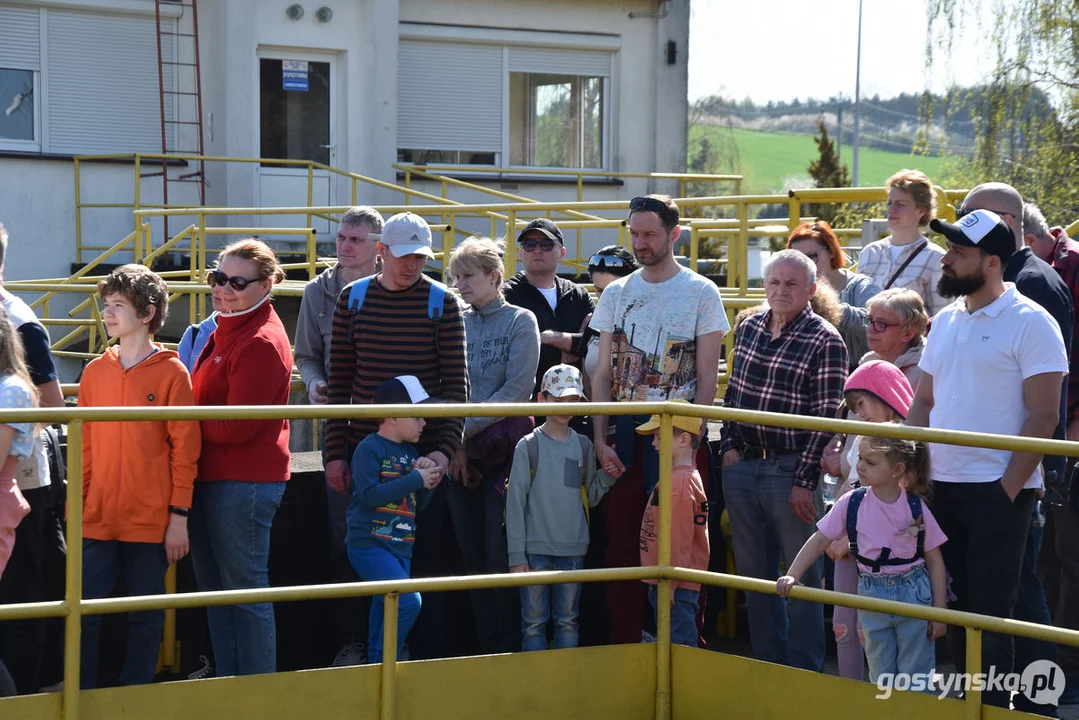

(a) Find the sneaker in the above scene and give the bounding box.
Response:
[642,631,656,644]
[187,655,213,680]
[38,681,63,693]
[332,642,366,667]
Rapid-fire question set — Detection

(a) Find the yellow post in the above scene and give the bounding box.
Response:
[307,228,317,280]
[134,155,142,241]
[381,592,399,720]
[788,196,801,235]
[618,222,627,251]
[577,174,583,203]
[506,210,517,279]
[737,203,749,294]
[162,565,178,671]
[351,177,357,206]
[63,420,84,720]
[143,223,152,264]
[404,169,411,206]
[679,178,686,200]
[306,164,314,241]
[443,221,454,282]
[689,225,700,274]
[965,629,982,720]
[655,412,673,720]
[74,158,83,264]
[198,213,208,321]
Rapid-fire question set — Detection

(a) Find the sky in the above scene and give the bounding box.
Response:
[688,0,997,104]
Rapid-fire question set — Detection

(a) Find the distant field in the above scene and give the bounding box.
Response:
[689,125,950,195]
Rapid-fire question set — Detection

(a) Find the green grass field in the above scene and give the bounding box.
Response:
[689,125,950,195]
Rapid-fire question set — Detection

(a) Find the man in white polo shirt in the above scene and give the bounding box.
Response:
[907,209,1067,710]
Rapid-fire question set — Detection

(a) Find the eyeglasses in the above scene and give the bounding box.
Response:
[587,254,632,274]
[865,316,901,333]
[802,251,820,263]
[629,196,671,216]
[956,206,1017,221]
[520,238,557,253]
[206,269,263,291]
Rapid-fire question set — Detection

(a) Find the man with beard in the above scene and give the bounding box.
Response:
[907,209,1067,711]
[589,194,728,644]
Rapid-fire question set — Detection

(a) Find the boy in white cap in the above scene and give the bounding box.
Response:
[505,363,620,651]
[636,402,710,647]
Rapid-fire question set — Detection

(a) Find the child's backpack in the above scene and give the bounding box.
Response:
[845,486,925,573]
[524,432,592,524]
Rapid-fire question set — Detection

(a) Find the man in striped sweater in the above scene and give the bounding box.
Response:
[324,212,469,659]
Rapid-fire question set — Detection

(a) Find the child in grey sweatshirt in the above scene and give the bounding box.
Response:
[506,364,620,651]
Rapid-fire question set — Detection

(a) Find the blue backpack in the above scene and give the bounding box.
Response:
[845,486,925,573]
[345,276,447,341]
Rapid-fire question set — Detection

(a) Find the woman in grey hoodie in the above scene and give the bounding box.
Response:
[446,237,540,654]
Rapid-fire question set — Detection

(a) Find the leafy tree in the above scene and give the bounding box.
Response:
[807,119,851,222]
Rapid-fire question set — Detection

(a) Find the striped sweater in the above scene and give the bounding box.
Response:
[324,274,469,464]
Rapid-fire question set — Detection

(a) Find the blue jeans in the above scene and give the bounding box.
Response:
[647,585,699,647]
[858,565,935,687]
[722,455,825,671]
[188,480,285,677]
[519,554,584,652]
[80,539,167,689]
[346,546,421,664]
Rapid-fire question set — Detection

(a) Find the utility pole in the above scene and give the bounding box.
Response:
[837,106,843,162]
[852,0,863,186]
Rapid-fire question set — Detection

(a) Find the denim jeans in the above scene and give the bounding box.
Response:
[647,584,699,647]
[722,454,825,671]
[189,480,285,677]
[80,539,167,689]
[858,565,935,687]
[520,554,584,652]
[346,546,421,664]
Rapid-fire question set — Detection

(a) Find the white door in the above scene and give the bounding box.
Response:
[256,50,337,240]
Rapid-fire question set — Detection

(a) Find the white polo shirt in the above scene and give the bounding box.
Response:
[919,284,1067,488]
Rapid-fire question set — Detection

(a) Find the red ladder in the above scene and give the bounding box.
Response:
[153,0,206,244]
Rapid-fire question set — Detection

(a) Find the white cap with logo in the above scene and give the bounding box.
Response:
[371,212,435,259]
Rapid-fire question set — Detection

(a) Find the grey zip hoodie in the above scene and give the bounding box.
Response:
[295,265,350,395]
[464,296,541,438]
[505,427,617,567]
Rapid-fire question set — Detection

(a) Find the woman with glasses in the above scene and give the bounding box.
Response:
[444,236,540,654]
[856,169,947,317]
[787,220,880,370]
[859,288,929,389]
[189,239,293,677]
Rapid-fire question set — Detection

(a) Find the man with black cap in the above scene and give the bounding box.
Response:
[503,218,594,397]
[907,209,1068,710]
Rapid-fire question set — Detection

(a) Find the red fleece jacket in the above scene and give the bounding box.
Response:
[192,299,293,483]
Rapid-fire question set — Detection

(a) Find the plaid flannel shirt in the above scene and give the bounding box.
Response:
[857,237,948,317]
[718,307,848,490]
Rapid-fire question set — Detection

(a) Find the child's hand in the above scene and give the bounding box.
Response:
[413,456,436,470]
[164,514,190,565]
[928,620,947,640]
[776,575,801,597]
[418,466,444,489]
[510,564,530,573]
[825,538,850,561]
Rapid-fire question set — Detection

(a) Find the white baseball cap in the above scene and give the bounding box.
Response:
[371,212,435,259]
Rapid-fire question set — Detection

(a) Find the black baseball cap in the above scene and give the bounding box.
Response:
[516,218,564,246]
[929,209,1016,263]
[372,375,440,405]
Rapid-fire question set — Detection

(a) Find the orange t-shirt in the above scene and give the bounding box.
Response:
[640,465,710,602]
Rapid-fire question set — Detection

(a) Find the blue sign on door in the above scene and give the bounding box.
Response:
[282,60,309,91]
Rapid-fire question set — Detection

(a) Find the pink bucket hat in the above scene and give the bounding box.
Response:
[844,360,913,419]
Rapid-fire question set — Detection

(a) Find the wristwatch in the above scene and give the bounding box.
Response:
[168,505,190,517]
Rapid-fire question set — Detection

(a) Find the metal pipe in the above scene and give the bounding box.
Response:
[965,629,982,719]
[63,421,83,720]
[655,413,672,720]
[381,593,399,720]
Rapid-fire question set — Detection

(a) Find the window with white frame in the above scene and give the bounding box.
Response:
[0,7,41,151]
[397,39,612,169]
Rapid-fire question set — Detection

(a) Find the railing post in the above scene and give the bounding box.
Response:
[655,411,673,720]
[143,223,152,265]
[307,228,317,280]
[788,195,801,236]
[198,213,207,321]
[307,163,314,244]
[134,155,142,243]
[74,158,83,265]
[351,177,357,206]
[689,224,700,274]
[443,220,454,283]
[381,592,400,720]
[404,169,411,206]
[63,420,84,720]
[507,210,517,279]
[737,203,749,294]
[965,628,982,720]
[161,565,178,672]
[577,174,583,203]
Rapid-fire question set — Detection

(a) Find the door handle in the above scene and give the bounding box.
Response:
[320,144,335,149]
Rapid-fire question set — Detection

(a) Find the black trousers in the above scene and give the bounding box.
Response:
[931,480,1034,709]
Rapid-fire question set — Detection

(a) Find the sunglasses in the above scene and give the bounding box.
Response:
[956,206,1016,221]
[587,254,631,273]
[520,238,557,253]
[206,269,263,291]
[629,196,671,215]
[865,316,901,333]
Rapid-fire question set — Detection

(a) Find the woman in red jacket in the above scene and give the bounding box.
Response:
[190,239,292,677]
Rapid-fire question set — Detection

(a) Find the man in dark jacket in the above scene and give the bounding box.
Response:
[502,218,594,397]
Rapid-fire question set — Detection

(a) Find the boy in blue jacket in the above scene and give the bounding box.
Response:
[346,375,444,663]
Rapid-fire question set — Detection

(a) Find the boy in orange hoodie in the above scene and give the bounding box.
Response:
[637,407,709,648]
[77,264,201,689]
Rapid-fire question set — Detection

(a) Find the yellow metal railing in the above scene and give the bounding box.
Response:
[0,400,1077,720]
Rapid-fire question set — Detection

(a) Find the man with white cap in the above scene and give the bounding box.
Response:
[324,211,469,660]
[907,209,1068,710]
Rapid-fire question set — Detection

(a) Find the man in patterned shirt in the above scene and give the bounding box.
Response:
[718,248,848,672]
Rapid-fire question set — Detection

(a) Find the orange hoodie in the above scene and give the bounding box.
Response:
[78,346,201,544]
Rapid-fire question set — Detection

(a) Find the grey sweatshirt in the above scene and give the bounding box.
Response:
[464,296,541,438]
[295,266,349,394]
[505,427,617,567]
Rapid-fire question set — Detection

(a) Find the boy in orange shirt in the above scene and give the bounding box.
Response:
[77,264,201,689]
[637,408,709,647]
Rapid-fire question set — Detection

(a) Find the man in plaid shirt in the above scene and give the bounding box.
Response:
[719,249,848,672]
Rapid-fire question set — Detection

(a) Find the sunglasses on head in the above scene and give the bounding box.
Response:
[520,238,557,253]
[629,196,672,216]
[588,254,630,274]
[206,269,263,291]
